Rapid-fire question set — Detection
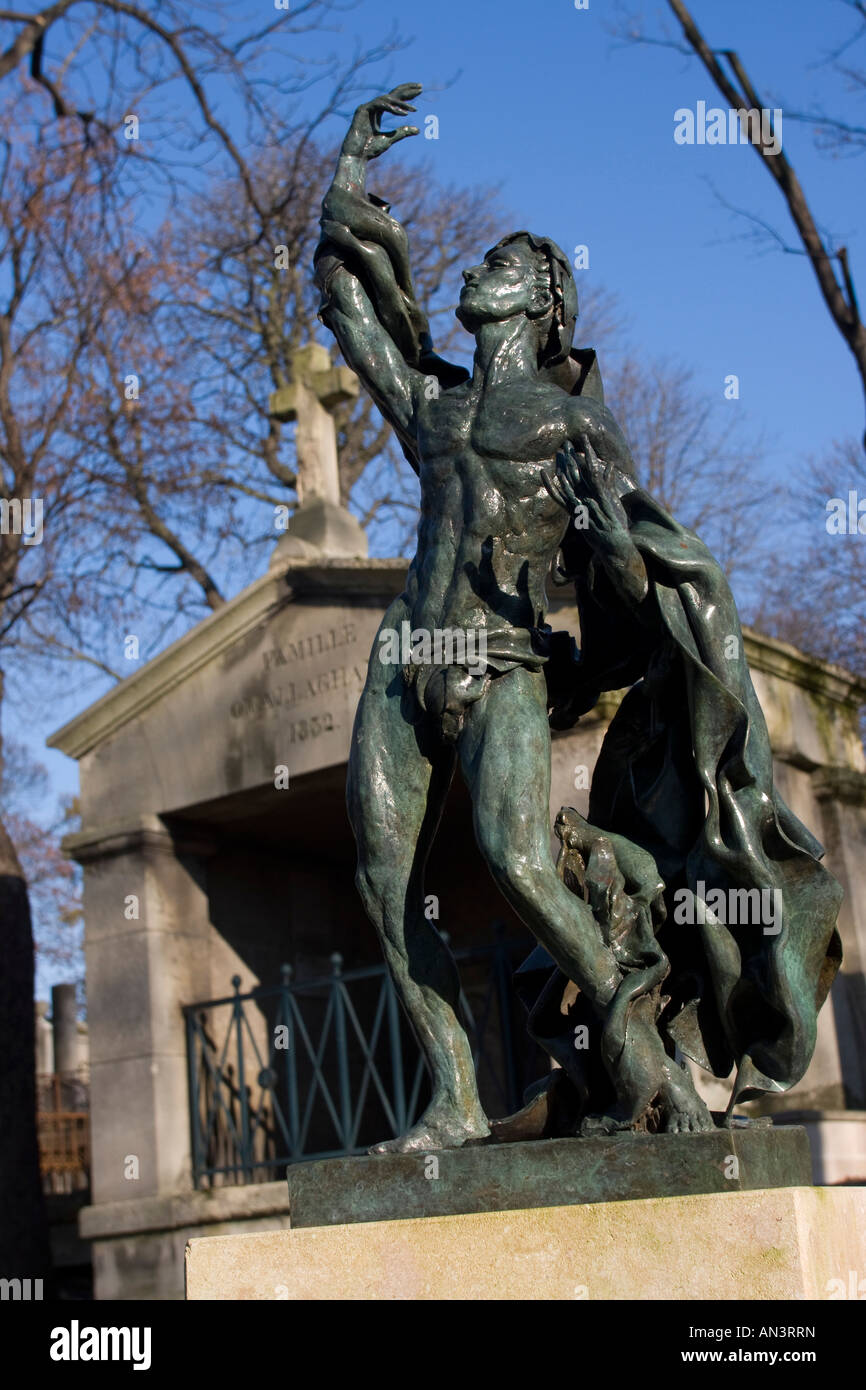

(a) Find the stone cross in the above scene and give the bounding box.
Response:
[269,342,359,507]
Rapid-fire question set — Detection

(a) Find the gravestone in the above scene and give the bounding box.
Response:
[268,342,367,562]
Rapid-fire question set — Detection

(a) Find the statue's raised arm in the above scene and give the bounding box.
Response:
[315,84,468,467]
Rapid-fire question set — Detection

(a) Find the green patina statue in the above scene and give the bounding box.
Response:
[315,84,843,1153]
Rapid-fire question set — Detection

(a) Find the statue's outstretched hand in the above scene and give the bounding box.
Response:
[544,437,648,604]
[543,436,630,549]
[342,84,422,161]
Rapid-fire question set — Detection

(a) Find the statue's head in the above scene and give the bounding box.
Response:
[456,231,577,366]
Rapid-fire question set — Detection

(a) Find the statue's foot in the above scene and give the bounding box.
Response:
[660,1075,714,1134]
[662,1105,714,1134]
[368,1103,490,1155]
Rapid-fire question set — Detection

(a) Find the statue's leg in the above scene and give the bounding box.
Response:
[347,622,489,1153]
[459,666,620,1013]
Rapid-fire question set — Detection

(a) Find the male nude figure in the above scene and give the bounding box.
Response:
[317,86,641,1151]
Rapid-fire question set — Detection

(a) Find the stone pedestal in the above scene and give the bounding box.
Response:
[284,1128,813,1228]
[186,1186,866,1300]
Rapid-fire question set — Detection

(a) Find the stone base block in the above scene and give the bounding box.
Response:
[186,1186,866,1301]
[285,1128,812,1228]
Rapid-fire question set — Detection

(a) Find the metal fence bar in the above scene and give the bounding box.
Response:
[342,973,398,1147]
[183,931,534,1188]
[280,965,300,1159]
[295,989,342,1154]
[330,955,352,1151]
[231,976,253,1180]
[186,1010,205,1188]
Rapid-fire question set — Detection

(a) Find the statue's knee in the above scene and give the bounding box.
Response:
[482,836,540,903]
[355,864,388,925]
[506,856,547,906]
[355,858,414,924]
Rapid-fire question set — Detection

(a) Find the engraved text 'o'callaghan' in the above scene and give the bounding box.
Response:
[229,624,363,720]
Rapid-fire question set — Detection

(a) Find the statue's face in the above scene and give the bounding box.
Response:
[456,241,549,330]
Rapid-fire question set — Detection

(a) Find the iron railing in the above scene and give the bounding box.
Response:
[183,927,539,1187]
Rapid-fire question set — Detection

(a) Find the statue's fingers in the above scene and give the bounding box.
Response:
[577,440,606,495]
[573,449,592,485]
[579,434,606,478]
[389,82,423,102]
[385,125,419,143]
[561,440,583,466]
[556,443,583,489]
[541,468,561,500]
[597,493,628,534]
[376,97,417,117]
[542,469,568,508]
[584,497,608,531]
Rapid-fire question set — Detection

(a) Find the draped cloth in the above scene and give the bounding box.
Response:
[537,483,843,1113]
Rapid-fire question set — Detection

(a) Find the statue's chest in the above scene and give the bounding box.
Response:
[472,393,568,463]
[418,386,568,470]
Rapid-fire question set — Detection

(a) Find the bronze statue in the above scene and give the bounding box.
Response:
[314,84,842,1152]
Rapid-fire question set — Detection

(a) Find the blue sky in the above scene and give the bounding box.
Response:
[22,0,866,991]
[340,0,864,458]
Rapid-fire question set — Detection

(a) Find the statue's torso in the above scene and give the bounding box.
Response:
[406,378,603,638]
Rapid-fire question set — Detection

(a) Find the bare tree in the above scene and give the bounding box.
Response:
[619,0,866,444]
[23,143,507,672]
[752,438,866,678]
[0,117,109,1282]
[784,1,866,158]
[1,740,80,973]
[170,147,507,508]
[603,353,771,586]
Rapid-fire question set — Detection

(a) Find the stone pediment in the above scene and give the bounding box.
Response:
[48,558,407,825]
